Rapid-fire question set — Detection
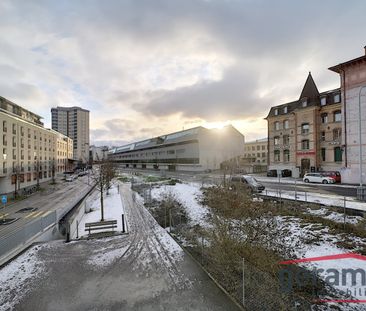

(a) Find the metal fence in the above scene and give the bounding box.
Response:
[0,211,57,259]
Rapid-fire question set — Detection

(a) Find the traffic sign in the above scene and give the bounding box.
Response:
[1,195,7,205]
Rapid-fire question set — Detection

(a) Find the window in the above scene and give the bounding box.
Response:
[274,121,280,131]
[3,121,7,132]
[321,148,326,161]
[334,110,341,122]
[283,135,289,145]
[283,106,288,113]
[334,147,342,162]
[257,146,260,151]
[284,150,290,162]
[321,131,326,142]
[321,113,328,124]
[301,140,310,150]
[301,123,309,135]
[274,109,278,116]
[301,98,307,107]
[320,97,327,106]
[274,136,280,145]
[334,93,341,103]
[283,120,289,129]
[333,128,341,141]
[274,150,280,162]
[12,124,16,134]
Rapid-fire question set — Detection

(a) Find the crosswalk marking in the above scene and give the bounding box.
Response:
[24,210,53,219]
[42,211,52,217]
[0,213,9,219]
[32,211,44,218]
[25,211,37,219]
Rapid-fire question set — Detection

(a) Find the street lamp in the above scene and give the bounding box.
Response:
[357,85,366,201]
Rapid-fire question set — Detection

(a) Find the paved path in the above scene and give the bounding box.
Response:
[1,183,240,311]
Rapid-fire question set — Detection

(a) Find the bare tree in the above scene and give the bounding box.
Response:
[91,160,117,221]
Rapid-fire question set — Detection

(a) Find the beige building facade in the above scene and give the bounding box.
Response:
[329,46,366,185]
[51,106,90,164]
[266,73,342,178]
[244,138,268,165]
[0,97,73,196]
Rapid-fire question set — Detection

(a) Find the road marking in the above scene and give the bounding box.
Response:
[0,213,9,219]
[25,211,37,219]
[31,211,45,218]
[42,211,52,217]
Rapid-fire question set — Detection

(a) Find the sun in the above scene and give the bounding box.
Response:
[204,121,228,130]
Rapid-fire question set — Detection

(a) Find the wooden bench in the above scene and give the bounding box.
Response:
[85,220,117,235]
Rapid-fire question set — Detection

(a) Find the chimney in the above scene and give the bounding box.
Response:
[364,46,366,55]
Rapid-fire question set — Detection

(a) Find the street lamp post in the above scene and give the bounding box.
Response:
[357,86,366,201]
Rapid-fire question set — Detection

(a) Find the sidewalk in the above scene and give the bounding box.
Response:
[262,187,366,212]
[255,176,357,189]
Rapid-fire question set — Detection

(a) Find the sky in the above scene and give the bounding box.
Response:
[0,0,365,146]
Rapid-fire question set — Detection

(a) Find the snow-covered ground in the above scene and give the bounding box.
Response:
[278,215,366,304]
[77,185,125,237]
[143,181,366,307]
[262,188,366,212]
[0,245,46,311]
[150,182,209,227]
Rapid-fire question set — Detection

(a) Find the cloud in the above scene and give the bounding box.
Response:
[0,0,366,145]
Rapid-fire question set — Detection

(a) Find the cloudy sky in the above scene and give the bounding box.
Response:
[0,0,365,146]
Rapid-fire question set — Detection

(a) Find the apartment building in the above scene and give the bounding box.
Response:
[0,96,73,196]
[266,73,342,178]
[51,129,74,173]
[51,106,90,165]
[329,46,366,186]
[243,138,268,165]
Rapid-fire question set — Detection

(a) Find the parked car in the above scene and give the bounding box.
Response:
[267,170,277,177]
[65,175,77,182]
[303,173,335,184]
[320,171,341,183]
[281,169,292,177]
[229,175,265,193]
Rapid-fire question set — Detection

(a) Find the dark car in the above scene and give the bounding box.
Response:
[267,170,277,177]
[229,175,265,193]
[281,169,292,177]
[321,171,341,183]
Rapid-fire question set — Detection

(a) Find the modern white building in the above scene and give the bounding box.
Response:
[51,106,90,165]
[0,96,73,196]
[108,125,245,171]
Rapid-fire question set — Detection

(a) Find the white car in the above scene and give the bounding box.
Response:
[303,173,335,184]
[65,175,77,182]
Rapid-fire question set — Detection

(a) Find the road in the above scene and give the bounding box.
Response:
[119,167,358,198]
[259,180,357,198]
[0,176,93,259]
[2,183,241,310]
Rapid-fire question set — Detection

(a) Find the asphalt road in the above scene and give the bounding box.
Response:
[4,183,241,311]
[260,180,357,198]
[119,167,358,198]
[0,176,92,246]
